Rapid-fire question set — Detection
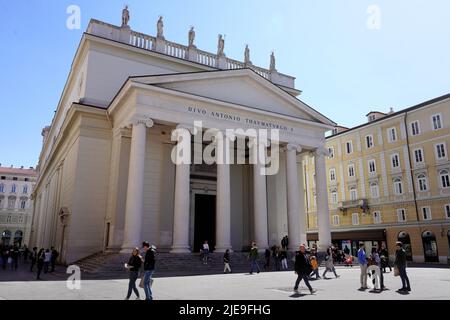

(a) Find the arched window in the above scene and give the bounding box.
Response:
[417,174,428,192]
[393,178,403,195]
[422,231,439,262]
[22,185,28,194]
[440,170,450,188]
[20,200,27,209]
[349,187,358,201]
[330,189,338,204]
[0,184,4,193]
[370,182,379,198]
[11,184,16,193]
[7,197,16,209]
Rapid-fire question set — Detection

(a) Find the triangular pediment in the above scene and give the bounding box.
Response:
[131,69,334,125]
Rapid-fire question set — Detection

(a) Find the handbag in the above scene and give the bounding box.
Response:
[394,266,400,277]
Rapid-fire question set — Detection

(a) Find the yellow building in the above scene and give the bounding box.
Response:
[305,94,450,263]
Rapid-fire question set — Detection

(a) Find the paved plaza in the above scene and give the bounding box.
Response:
[0,265,449,300]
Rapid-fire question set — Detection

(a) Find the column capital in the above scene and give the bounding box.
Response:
[286,143,302,153]
[176,123,197,135]
[127,116,154,129]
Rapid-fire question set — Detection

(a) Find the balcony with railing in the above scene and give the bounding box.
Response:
[338,199,369,212]
[87,19,295,89]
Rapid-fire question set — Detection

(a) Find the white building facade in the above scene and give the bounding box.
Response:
[0,166,37,247]
[31,11,335,264]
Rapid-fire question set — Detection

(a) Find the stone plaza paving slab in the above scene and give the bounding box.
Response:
[0,267,449,300]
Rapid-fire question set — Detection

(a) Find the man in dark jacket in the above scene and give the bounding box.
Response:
[50,247,59,272]
[293,244,316,294]
[394,241,411,292]
[142,241,156,300]
[29,247,37,272]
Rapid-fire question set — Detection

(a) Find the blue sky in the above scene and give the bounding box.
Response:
[0,0,449,168]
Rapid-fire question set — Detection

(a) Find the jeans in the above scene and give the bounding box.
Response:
[143,270,154,300]
[310,268,320,278]
[281,258,288,270]
[44,262,49,273]
[323,266,338,278]
[126,271,140,299]
[224,263,231,273]
[398,266,411,290]
[250,259,260,273]
[294,274,313,291]
[360,264,368,288]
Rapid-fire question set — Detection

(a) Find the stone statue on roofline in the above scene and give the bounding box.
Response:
[188,26,195,47]
[270,51,277,72]
[157,16,164,38]
[244,44,251,65]
[122,5,130,28]
[217,34,225,57]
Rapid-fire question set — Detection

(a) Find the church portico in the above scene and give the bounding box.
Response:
[31,12,336,264]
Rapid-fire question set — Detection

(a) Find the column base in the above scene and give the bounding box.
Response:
[170,246,191,253]
[214,246,233,253]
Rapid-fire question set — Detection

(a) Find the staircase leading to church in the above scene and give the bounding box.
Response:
[73,251,296,279]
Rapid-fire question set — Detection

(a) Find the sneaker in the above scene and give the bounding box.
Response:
[310,289,317,294]
[406,288,411,292]
[293,288,299,293]
[135,297,141,300]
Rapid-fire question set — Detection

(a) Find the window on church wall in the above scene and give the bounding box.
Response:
[352,213,359,225]
[346,141,353,154]
[373,211,382,224]
[7,198,15,209]
[20,200,26,209]
[329,169,336,182]
[410,121,420,136]
[397,208,407,222]
[348,164,355,177]
[331,190,338,204]
[414,148,424,164]
[349,187,358,201]
[393,178,403,195]
[11,184,16,193]
[328,147,334,159]
[440,170,450,188]
[370,183,379,198]
[391,154,400,169]
[421,207,432,221]
[366,135,374,149]
[417,174,428,192]
[332,215,340,226]
[432,114,442,130]
[368,159,376,173]
[22,185,28,194]
[435,143,447,160]
[388,127,397,143]
[445,204,450,219]
[0,184,4,193]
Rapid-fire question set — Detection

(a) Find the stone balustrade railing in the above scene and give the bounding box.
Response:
[87,19,296,89]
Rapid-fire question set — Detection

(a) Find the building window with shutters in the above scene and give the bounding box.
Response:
[352,213,359,225]
[410,121,420,136]
[397,208,407,222]
[373,211,382,224]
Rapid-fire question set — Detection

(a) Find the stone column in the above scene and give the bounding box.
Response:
[215,132,232,252]
[251,139,268,250]
[314,148,332,252]
[285,144,305,251]
[120,118,153,252]
[171,126,193,253]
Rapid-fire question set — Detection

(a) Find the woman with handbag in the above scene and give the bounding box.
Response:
[124,247,142,300]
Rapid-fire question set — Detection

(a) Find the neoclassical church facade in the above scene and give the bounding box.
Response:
[31,9,335,264]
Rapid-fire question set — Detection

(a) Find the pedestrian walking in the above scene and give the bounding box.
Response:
[322,249,340,279]
[280,249,288,270]
[370,247,385,291]
[273,247,281,271]
[223,249,232,273]
[23,245,29,263]
[249,242,260,274]
[29,247,37,272]
[357,242,368,290]
[202,240,210,265]
[11,246,19,271]
[43,249,52,273]
[142,242,156,300]
[124,247,142,300]
[309,256,321,279]
[50,247,59,272]
[394,241,411,293]
[36,248,45,280]
[281,236,289,251]
[293,244,316,294]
